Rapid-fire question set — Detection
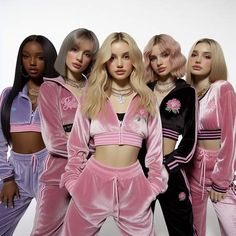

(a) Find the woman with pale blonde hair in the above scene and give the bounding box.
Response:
[141,34,197,236]
[60,32,168,235]
[186,38,236,236]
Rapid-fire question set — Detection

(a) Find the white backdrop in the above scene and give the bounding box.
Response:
[0,0,235,235]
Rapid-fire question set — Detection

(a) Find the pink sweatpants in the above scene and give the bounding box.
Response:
[188,147,236,236]
[62,158,156,236]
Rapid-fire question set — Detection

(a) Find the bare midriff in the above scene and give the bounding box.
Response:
[11,132,45,154]
[163,137,177,156]
[197,139,220,150]
[94,145,140,167]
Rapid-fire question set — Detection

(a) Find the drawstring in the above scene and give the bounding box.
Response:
[113,176,119,220]
[31,154,38,173]
[199,149,208,200]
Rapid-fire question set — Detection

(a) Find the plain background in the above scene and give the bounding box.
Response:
[0,0,235,235]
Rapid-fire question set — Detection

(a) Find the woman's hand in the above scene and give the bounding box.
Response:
[209,188,226,203]
[0,180,20,208]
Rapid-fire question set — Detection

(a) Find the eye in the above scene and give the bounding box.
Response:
[123,54,130,60]
[70,47,78,52]
[162,52,169,58]
[109,56,115,62]
[84,52,92,58]
[191,52,197,57]
[205,55,212,59]
[22,54,29,59]
[38,55,44,61]
[149,56,156,62]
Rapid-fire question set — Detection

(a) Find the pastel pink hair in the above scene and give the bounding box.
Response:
[143,34,186,82]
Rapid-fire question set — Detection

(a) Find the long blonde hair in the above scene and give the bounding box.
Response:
[186,38,227,85]
[83,32,156,118]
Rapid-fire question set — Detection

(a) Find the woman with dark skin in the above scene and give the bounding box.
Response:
[0,35,58,236]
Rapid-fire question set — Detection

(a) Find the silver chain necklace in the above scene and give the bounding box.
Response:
[111,87,133,104]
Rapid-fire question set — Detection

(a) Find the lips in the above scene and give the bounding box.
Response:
[157,67,166,73]
[192,65,202,70]
[115,70,126,75]
[28,68,39,74]
[72,63,82,69]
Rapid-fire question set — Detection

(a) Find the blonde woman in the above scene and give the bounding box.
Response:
[186,38,236,236]
[60,32,168,235]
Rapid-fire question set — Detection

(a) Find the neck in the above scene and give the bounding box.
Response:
[194,77,210,91]
[27,79,42,90]
[156,76,176,85]
[111,80,131,90]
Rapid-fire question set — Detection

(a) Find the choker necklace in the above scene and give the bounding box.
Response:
[111,87,133,104]
[197,84,211,98]
[65,77,86,89]
[155,81,175,94]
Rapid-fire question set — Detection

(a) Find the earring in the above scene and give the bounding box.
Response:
[21,65,29,78]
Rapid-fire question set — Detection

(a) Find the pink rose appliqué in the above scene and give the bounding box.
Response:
[135,108,148,121]
[165,98,181,114]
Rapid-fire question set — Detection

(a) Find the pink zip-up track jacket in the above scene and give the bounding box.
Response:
[193,80,236,192]
[38,76,79,184]
[61,94,168,195]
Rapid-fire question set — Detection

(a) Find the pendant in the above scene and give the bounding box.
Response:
[117,95,125,104]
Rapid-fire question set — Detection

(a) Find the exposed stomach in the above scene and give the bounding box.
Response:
[94,145,140,167]
[163,137,177,156]
[197,139,221,150]
[11,132,45,154]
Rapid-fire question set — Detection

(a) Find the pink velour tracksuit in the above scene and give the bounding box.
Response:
[187,80,236,236]
[31,76,81,236]
[60,94,169,236]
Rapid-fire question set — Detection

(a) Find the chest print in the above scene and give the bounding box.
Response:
[61,96,77,110]
[165,98,181,114]
[206,99,216,111]
[134,108,148,122]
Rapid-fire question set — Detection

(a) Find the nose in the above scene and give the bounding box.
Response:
[196,55,201,63]
[76,52,83,62]
[157,56,163,66]
[30,57,36,66]
[117,58,123,68]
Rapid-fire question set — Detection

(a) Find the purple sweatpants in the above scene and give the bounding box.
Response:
[0,148,47,236]
[188,147,236,236]
[62,157,156,236]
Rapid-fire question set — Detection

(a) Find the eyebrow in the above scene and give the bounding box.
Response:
[193,50,211,54]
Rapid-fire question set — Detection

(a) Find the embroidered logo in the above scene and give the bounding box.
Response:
[165,98,181,114]
[135,108,148,121]
[61,96,77,110]
[178,192,186,201]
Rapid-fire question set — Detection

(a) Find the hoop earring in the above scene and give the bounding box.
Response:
[21,65,29,78]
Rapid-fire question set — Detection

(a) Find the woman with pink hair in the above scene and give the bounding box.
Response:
[142,34,197,236]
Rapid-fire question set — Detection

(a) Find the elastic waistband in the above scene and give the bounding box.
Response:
[86,157,143,179]
[195,146,219,155]
[10,148,48,160]
[198,129,221,140]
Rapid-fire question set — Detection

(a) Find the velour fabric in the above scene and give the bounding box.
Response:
[61,93,168,196]
[62,158,156,236]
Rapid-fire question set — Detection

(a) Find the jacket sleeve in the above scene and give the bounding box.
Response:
[60,103,90,193]
[211,83,236,193]
[0,88,13,180]
[163,88,197,173]
[38,82,68,158]
[145,104,168,195]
